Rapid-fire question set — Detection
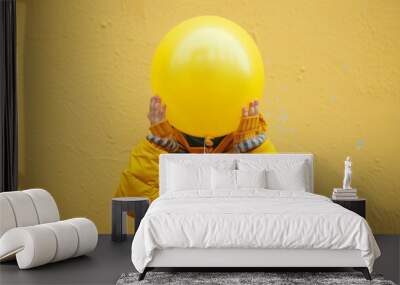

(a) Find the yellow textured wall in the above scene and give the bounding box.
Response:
[16,0,400,234]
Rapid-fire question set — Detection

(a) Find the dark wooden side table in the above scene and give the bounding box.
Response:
[112,197,149,242]
[332,198,366,218]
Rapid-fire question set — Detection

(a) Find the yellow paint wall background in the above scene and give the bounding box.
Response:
[16,0,400,234]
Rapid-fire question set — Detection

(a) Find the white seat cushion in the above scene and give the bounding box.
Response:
[42,221,79,262]
[0,225,57,268]
[64,218,98,257]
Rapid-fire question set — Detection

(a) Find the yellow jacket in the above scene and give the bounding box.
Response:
[114,138,277,201]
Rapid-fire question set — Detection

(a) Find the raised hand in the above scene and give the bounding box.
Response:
[241,100,259,117]
[236,100,261,138]
[233,100,266,152]
[147,95,166,126]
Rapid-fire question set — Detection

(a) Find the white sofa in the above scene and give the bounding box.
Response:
[0,189,98,269]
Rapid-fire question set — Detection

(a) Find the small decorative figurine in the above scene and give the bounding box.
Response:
[342,156,352,190]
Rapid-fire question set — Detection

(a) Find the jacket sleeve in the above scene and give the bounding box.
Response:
[248,139,278,154]
[114,139,167,202]
[232,113,277,154]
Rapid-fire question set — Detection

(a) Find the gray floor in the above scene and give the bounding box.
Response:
[0,235,134,285]
[0,235,399,285]
[374,235,400,284]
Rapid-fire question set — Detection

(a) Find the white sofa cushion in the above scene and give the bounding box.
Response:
[0,189,60,238]
[0,218,97,269]
[0,196,17,237]
[0,191,39,227]
[65,218,98,257]
[42,221,79,262]
[24,189,60,224]
[0,225,57,268]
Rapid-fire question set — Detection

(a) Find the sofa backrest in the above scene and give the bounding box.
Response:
[159,153,314,195]
[0,189,60,237]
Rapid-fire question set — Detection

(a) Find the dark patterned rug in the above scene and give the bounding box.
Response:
[116,271,396,285]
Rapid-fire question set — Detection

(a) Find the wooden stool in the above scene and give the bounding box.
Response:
[111,197,149,242]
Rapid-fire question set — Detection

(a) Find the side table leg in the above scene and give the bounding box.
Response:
[112,201,127,241]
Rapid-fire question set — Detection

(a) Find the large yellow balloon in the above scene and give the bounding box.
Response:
[151,16,264,137]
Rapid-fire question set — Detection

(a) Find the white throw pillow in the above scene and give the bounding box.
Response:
[266,167,306,191]
[167,162,212,191]
[167,157,236,170]
[236,169,267,189]
[238,159,308,191]
[212,168,237,190]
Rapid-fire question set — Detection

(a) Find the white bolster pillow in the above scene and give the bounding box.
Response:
[0,218,98,269]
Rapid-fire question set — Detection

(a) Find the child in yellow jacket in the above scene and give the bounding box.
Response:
[114,96,276,201]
